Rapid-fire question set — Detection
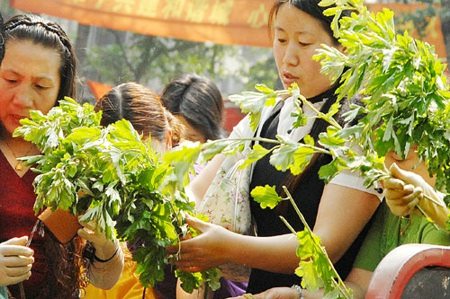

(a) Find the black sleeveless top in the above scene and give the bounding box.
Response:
[247,87,372,293]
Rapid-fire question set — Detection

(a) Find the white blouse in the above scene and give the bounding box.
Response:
[230,95,383,200]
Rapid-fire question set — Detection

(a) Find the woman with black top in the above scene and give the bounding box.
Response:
[169,0,381,295]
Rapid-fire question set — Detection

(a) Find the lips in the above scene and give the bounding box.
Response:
[282,71,299,88]
[8,114,28,125]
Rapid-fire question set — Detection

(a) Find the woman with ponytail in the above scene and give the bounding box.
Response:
[84,82,183,299]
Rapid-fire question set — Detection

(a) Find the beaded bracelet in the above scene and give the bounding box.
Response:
[291,284,305,299]
[94,247,119,263]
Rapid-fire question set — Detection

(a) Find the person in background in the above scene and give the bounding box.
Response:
[161,73,226,143]
[169,0,381,295]
[83,82,183,299]
[0,14,123,298]
[160,74,247,298]
[230,149,450,298]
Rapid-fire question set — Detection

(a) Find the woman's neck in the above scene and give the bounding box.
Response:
[0,127,37,156]
[307,84,338,104]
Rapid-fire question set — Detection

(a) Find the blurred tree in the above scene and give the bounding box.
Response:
[0,0,17,20]
[441,0,450,62]
[390,0,449,62]
[77,27,278,96]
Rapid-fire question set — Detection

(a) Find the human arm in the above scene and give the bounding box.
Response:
[78,222,124,289]
[188,115,254,203]
[313,184,380,263]
[227,286,301,299]
[385,163,449,230]
[188,153,226,203]
[170,183,379,274]
[168,216,300,274]
[0,236,34,286]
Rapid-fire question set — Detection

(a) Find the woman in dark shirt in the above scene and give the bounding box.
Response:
[170,0,381,295]
[0,14,123,298]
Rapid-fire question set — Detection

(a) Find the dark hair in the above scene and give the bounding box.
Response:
[269,0,341,45]
[0,14,4,63]
[95,82,182,147]
[4,14,77,101]
[161,74,225,141]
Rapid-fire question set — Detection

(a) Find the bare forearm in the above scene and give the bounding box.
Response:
[88,243,124,289]
[225,233,299,274]
[189,154,225,202]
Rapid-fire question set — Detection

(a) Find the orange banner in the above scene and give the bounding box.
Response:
[87,80,112,100]
[10,1,447,57]
[10,0,273,47]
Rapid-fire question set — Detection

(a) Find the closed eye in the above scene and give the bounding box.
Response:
[35,84,50,90]
[4,78,17,83]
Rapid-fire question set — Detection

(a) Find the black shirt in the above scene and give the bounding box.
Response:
[246,87,372,293]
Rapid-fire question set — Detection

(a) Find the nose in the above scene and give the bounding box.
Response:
[11,84,34,109]
[283,42,299,66]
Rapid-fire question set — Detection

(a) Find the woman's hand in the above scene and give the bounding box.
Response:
[385,163,448,229]
[0,236,34,286]
[384,163,425,216]
[77,221,118,261]
[78,221,124,289]
[167,216,233,272]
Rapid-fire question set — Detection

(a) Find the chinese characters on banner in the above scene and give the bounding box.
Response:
[10,0,447,57]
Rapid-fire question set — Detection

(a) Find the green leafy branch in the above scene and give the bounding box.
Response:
[13,98,219,293]
[317,0,450,191]
[252,185,352,299]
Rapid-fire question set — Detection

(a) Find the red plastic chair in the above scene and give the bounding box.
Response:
[366,244,450,299]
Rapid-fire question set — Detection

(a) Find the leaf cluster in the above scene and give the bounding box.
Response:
[251,186,352,298]
[317,0,450,191]
[13,98,219,292]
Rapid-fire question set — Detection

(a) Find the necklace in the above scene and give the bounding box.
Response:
[0,139,36,171]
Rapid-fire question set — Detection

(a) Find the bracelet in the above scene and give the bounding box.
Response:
[94,247,118,263]
[291,284,304,299]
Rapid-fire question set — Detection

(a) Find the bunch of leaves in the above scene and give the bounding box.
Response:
[316,0,450,191]
[252,186,352,299]
[13,98,219,292]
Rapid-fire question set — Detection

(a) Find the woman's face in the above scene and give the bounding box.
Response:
[272,4,338,98]
[0,40,61,135]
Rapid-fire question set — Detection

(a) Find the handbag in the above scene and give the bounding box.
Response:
[196,150,253,282]
[196,99,284,282]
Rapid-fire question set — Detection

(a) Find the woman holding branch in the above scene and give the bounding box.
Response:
[0,14,123,298]
[170,0,381,295]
